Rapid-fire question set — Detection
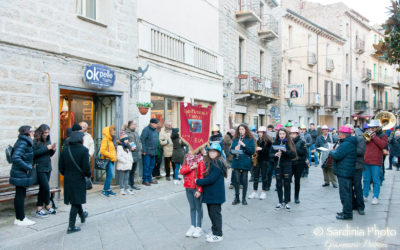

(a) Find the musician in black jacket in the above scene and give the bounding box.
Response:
[290,127,308,204]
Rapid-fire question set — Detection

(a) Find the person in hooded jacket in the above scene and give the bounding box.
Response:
[329,126,357,220]
[230,124,256,206]
[10,126,36,226]
[289,127,308,204]
[351,126,366,215]
[33,124,57,218]
[100,125,117,197]
[270,128,297,210]
[389,130,400,171]
[59,131,91,233]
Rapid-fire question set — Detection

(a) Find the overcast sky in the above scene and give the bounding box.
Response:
[308,0,392,25]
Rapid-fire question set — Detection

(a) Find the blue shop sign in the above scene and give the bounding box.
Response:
[84,64,115,88]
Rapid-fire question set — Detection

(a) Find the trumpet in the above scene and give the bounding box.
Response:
[363,111,396,142]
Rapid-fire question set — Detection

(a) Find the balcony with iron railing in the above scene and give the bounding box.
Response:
[234,71,279,103]
[138,19,223,75]
[235,0,262,27]
[324,95,341,111]
[355,39,365,54]
[307,51,317,66]
[306,92,321,110]
[354,100,368,113]
[361,68,371,82]
[373,100,383,110]
[258,14,278,41]
[326,58,334,72]
[371,75,393,87]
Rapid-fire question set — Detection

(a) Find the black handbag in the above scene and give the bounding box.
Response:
[67,147,93,190]
[95,142,110,170]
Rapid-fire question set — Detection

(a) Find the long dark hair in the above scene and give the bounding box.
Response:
[34,124,50,145]
[233,124,255,140]
[258,131,273,144]
[275,128,297,154]
[203,151,227,178]
[18,125,32,136]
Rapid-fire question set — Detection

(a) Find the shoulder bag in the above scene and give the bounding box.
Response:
[67,146,93,190]
[95,141,110,170]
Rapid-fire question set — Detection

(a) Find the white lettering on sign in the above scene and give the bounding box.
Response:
[85,67,113,81]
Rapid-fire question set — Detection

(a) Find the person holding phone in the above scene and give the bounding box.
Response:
[33,124,57,217]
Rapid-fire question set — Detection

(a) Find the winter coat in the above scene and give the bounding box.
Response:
[308,129,318,144]
[354,132,366,170]
[116,145,133,171]
[389,136,400,157]
[270,139,296,168]
[196,160,226,204]
[209,132,224,151]
[180,160,206,192]
[230,136,256,171]
[223,133,233,163]
[315,134,337,148]
[330,136,357,178]
[293,136,307,168]
[171,132,186,164]
[59,132,91,205]
[33,136,55,173]
[100,127,117,162]
[364,132,387,166]
[256,138,272,162]
[83,132,95,158]
[301,133,313,148]
[140,125,159,156]
[124,128,142,162]
[9,135,34,187]
[159,127,173,157]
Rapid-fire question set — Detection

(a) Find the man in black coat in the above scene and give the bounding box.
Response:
[352,127,366,215]
[307,123,319,166]
[140,118,159,186]
[59,132,91,234]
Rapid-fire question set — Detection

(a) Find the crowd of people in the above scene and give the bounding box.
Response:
[8,116,399,241]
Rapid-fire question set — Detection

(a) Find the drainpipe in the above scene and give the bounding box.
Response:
[350,18,353,123]
[316,32,320,125]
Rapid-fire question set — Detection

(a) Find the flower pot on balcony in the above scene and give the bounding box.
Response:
[138,107,149,115]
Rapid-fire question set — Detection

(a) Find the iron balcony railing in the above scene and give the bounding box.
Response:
[235,71,278,98]
[260,14,278,35]
[354,100,368,112]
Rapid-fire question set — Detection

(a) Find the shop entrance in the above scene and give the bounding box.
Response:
[59,88,122,188]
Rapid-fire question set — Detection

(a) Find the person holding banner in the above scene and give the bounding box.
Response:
[270,128,297,210]
[230,124,256,206]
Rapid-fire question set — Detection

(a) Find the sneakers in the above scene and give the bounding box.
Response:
[275,203,283,209]
[36,209,49,218]
[186,226,195,237]
[207,235,223,243]
[102,190,110,197]
[108,190,116,196]
[192,227,203,238]
[120,189,126,195]
[14,217,36,226]
[363,196,368,202]
[371,197,379,205]
[248,192,258,199]
[166,177,171,181]
[259,192,267,200]
[126,189,134,195]
[46,207,56,215]
[285,204,291,211]
[173,180,181,185]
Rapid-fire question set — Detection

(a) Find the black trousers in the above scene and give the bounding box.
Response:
[152,157,162,177]
[265,161,274,189]
[292,163,305,200]
[129,162,138,187]
[338,176,353,217]
[253,160,268,191]
[352,169,365,211]
[14,186,26,220]
[207,204,222,237]
[37,171,51,207]
[69,204,83,227]
[276,165,291,204]
[389,154,394,169]
[164,157,173,177]
[233,169,248,199]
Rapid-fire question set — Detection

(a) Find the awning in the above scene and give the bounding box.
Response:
[352,114,371,119]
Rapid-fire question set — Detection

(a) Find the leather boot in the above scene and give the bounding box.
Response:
[242,193,248,205]
[232,195,240,205]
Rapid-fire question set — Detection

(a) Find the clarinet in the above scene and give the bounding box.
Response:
[276,140,284,169]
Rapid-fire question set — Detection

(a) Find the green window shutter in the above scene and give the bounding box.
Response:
[385,92,388,110]
[374,90,377,108]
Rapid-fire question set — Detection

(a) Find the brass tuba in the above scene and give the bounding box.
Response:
[363,111,396,142]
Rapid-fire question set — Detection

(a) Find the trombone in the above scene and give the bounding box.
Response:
[363,111,396,142]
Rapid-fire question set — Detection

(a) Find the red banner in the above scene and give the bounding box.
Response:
[179,102,212,152]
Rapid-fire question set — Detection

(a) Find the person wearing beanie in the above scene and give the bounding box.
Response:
[140,118,160,186]
[116,132,134,195]
[72,124,82,132]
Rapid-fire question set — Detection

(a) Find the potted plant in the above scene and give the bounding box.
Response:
[137,102,153,115]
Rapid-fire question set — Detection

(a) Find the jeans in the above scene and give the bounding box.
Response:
[164,157,173,177]
[207,204,222,237]
[363,164,381,198]
[293,163,305,200]
[69,204,83,228]
[308,144,319,165]
[338,177,353,217]
[118,170,130,189]
[143,155,155,183]
[14,186,26,220]
[37,171,51,207]
[129,162,138,187]
[104,162,115,191]
[276,165,291,204]
[253,160,268,191]
[352,169,365,211]
[233,169,248,199]
[186,188,203,227]
[174,163,181,180]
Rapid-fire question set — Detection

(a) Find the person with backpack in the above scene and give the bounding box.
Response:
[33,124,57,218]
[9,126,36,226]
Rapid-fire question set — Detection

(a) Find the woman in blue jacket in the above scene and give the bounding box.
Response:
[9,126,36,226]
[230,124,256,206]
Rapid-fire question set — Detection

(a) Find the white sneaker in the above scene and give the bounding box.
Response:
[192,227,203,238]
[186,226,195,237]
[371,197,379,205]
[206,235,223,243]
[275,203,283,209]
[259,192,267,200]
[248,192,258,199]
[14,217,36,226]
[364,196,368,202]
[120,189,126,195]
[285,204,291,211]
[125,189,134,195]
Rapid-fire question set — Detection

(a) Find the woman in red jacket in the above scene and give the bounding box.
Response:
[180,150,206,238]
